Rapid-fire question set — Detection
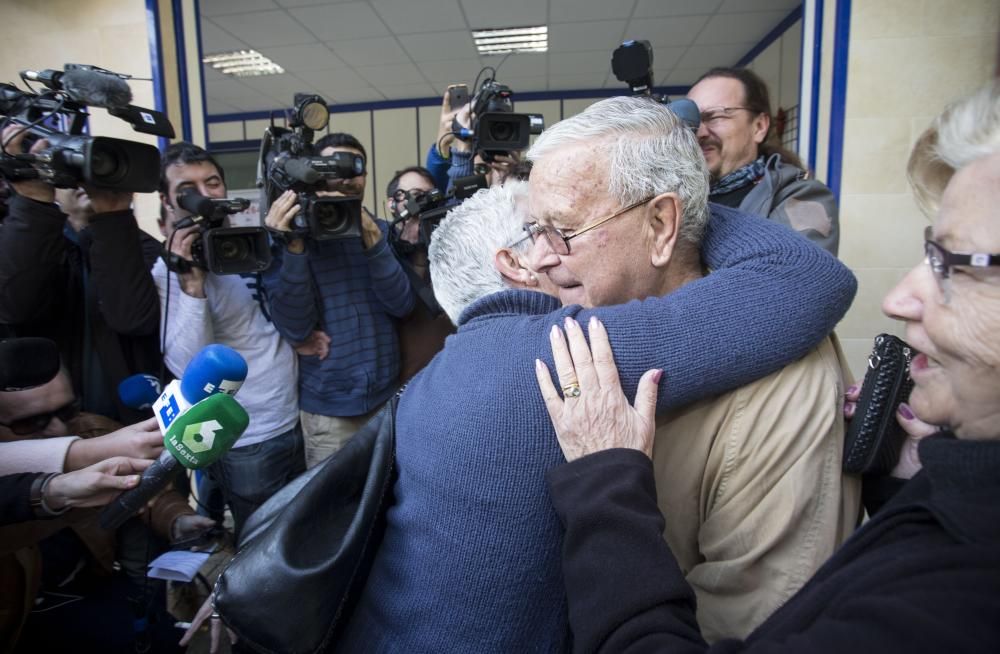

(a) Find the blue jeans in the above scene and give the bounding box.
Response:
[207,423,305,539]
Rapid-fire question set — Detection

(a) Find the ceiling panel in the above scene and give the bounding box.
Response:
[200,19,250,54]
[699,10,791,44]
[479,53,548,79]
[201,0,279,18]
[199,0,802,117]
[633,0,722,17]
[549,50,612,75]
[548,72,606,91]
[399,30,478,61]
[329,36,413,66]
[459,0,546,29]
[354,62,426,86]
[418,59,484,84]
[257,43,347,72]
[548,20,627,53]
[549,0,635,23]
[370,0,468,34]
[376,82,438,99]
[663,67,707,86]
[496,76,550,93]
[288,3,391,41]
[718,0,800,13]
[211,10,317,47]
[622,15,712,48]
[676,42,755,69]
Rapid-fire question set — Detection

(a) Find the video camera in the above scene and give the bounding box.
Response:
[171,190,271,275]
[611,41,701,131]
[0,64,173,193]
[258,93,366,241]
[388,175,487,252]
[454,73,544,162]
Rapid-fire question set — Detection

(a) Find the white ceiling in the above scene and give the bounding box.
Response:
[198,0,801,115]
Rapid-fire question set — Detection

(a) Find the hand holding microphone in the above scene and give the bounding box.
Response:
[100,392,249,530]
[100,344,250,530]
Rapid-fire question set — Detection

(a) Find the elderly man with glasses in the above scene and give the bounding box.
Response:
[687,67,840,255]
[339,96,858,651]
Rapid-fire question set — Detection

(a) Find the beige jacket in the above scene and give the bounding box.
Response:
[653,335,860,641]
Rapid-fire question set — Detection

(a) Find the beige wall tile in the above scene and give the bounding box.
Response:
[837,267,910,339]
[838,193,927,269]
[372,108,419,219]
[751,40,783,107]
[208,122,244,143]
[779,21,803,110]
[922,0,1000,37]
[562,98,603,119]
[851,0,924,40]
[418,105,442,163]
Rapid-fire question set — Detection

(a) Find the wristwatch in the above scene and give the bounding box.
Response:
[29,472,70,518]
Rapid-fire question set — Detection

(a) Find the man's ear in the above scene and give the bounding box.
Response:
[158,192,172,238]
[752,112,770,146]
[648,193,682,268]
[494,248,537,287]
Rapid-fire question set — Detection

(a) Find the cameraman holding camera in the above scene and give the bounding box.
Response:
[154,142,303,538]
[264,132,414,469]
[0,126,162,425]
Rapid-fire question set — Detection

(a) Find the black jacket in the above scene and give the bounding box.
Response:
[0,194,162,423]
[548,435,1000,653]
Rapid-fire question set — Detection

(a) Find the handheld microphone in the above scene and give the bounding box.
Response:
[118,374,163,411]
[667,98,701,131]
[99,393,250,530]
[0,337,60,391]
[152,344,248,434]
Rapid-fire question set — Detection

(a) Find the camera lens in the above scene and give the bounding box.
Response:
[89,141,124,180]
[217,236,250,261]
[314,201,350,235]
[489,121,516,143]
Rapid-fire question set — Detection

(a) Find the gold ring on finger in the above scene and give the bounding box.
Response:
[562,382,581,398]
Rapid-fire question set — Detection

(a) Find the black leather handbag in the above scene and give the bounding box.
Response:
[843,334,916,475]
[214,394,398,653]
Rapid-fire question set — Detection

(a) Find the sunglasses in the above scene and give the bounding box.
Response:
[1,399,80,435]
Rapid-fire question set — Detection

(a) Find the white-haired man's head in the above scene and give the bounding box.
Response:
[524,96,709,308]
[429,180,554,324]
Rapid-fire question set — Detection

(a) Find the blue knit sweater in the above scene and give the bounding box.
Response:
[338,204,857,652]
[263,221,414,416]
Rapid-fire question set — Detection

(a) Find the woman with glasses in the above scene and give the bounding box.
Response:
[536,82,1000,653]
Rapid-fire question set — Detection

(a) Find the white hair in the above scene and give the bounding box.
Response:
[908,80,1000,216]
[527,95,710,244]
[429,180,529,324]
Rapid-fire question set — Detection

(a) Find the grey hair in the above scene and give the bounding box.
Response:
[429,180,529,324]
[527,95,710,244]
[908,80,1000,216]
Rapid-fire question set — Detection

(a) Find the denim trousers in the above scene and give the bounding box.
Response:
[206,423,305,539]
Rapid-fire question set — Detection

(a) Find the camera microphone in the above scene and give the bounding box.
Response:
[282,158,321,185]
[666,99,701,131]
[22,66,133,109]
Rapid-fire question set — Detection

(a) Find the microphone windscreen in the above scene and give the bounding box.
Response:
[176,190,217,219]
[118,373,162,410]
[162,393,249,469]
[179,344,248,404]
[283,158,321,185]
[61,68,133,109]
[0,338,60,391]
[667,98,701,130]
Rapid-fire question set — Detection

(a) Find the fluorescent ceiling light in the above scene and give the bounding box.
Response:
[203,50,284,77]
[472,25,548,55]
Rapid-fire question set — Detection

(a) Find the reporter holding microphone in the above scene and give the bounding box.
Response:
[154,142,304,538]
